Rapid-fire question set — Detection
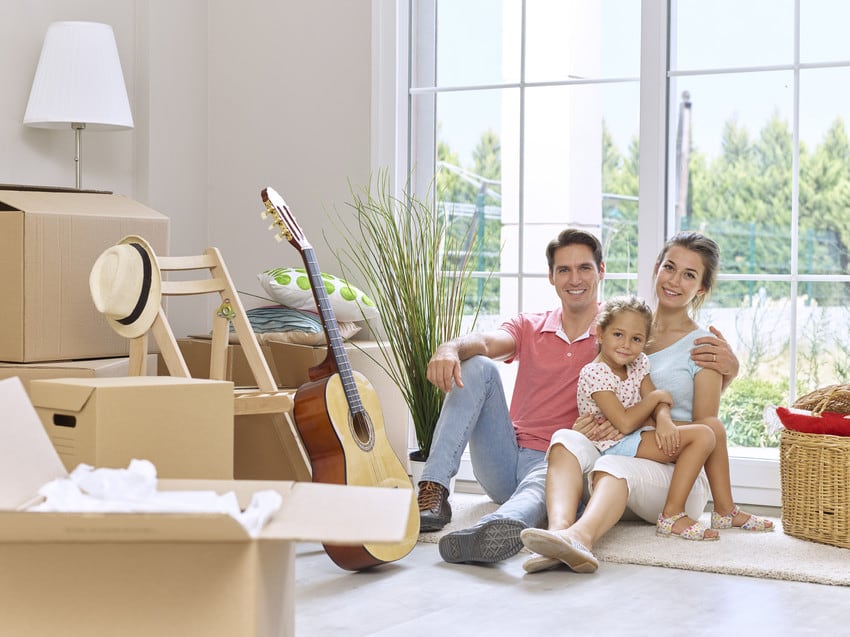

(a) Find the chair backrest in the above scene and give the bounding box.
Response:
[128,247,277,392]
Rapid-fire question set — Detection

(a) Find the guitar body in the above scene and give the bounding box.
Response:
[260,185,419,571]
[294,372,420,570]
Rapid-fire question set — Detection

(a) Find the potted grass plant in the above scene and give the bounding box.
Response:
[330,170,487,466]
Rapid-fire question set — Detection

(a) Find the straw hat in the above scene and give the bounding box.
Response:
[89,235,162,338]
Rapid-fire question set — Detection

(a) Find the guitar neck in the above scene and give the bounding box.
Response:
[301,247,364,414]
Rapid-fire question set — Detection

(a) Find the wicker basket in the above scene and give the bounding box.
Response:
[780,428,850,549]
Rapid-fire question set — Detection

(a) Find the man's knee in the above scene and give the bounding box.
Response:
[459,355,501,384]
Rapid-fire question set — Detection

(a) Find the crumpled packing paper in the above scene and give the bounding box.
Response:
[28,459,282,538]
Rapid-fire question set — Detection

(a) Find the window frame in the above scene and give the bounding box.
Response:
[377,0,796,505]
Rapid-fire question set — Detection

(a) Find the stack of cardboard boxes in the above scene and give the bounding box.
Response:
[0,186,411,479]
[0,187,237,478]
[0,187,412,635]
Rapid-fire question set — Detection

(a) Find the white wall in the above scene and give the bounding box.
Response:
[1,0,375,339]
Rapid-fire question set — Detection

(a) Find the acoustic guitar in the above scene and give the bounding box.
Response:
[260,186,420,570]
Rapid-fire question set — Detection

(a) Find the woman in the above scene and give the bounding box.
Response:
[521,232,773,574]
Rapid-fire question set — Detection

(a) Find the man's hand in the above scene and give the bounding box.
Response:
[426,344,464,392]
[691,326,739,383]
[573,413,623,442]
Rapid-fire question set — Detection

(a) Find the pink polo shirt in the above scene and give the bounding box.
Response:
[500,307,598,451]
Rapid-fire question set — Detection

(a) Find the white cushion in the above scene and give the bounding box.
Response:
[258,268,378,323]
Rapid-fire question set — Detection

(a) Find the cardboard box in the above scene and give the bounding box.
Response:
[160,337,282,387]
[30,376,234,479]
[0,376,409,637]
[0,188,169,362]
[233,411,305,481]
[0,354,158,395]
[267,340,327,388]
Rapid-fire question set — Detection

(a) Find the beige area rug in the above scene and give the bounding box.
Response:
[419,493,850,586]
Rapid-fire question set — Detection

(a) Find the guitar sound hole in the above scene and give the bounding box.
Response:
[351,411,375,451]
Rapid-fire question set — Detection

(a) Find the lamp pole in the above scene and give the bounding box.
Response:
[72,122,85,190]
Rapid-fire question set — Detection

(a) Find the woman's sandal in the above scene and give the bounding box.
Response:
[711,505,775,532]
[520,528,599,573]
[656,512,719,541]
[522,553,563,574]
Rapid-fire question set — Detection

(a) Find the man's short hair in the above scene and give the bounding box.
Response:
[545,228,604,272]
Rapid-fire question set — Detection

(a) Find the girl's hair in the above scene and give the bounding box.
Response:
[655,231,720,314]
[597,295,653,340]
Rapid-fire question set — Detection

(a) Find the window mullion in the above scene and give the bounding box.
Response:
[637,0,669,300]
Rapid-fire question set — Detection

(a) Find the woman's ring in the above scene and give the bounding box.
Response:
[712,353,717,362]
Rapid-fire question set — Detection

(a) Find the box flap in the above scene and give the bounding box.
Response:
[0,511,251,543]
[0,378,69,509]
[265,481,411,543]
[0,478,410,545]
[0,183,110,194]
[29,376,233,414]
[0,357,133,372]
[159,479,412,544]
[28,379,97,413]
[0,190,166,219]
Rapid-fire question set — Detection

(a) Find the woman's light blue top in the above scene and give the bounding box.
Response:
[647,327,710,422]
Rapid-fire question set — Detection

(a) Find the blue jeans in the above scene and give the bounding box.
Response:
[420,356,548,528]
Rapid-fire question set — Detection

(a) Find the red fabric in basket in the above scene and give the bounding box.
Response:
[776,407,850,436]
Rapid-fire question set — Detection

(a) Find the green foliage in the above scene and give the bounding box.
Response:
[438,127,503,314]
[601,123,640,283]
[719,378,786,448]
[686,114,850,306]
[329,170,486,459]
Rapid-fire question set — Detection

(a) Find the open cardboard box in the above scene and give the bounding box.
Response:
[0,377,411,636]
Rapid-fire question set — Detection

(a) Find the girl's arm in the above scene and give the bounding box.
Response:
[591,375,672,434]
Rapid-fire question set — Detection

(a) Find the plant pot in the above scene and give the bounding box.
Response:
[409,450,455,494]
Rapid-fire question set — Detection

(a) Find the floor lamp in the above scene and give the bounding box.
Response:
[23,21,134,190]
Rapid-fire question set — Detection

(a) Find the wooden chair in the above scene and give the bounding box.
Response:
[127,247,311,481]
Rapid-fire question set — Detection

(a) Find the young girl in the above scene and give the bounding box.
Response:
[577,295,719,541]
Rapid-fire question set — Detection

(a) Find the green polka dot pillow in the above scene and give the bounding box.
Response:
[258,267,378,323]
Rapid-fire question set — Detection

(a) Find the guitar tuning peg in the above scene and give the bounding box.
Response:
[260,210,269,219]
[268,222,278,232]
[274,234,284,243]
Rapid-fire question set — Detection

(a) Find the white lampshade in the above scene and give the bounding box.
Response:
[24,21,133,130]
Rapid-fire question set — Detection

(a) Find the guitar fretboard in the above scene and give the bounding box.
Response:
[302,247,364,417]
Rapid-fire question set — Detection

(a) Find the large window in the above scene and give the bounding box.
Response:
[399,0,850,505]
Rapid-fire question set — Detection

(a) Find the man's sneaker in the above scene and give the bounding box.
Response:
[438,518,527,564]
[417,481,452,532]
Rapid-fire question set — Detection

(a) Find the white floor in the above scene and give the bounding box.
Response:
[295,537,847,636]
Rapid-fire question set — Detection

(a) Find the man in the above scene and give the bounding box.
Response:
[417,228,738,564]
